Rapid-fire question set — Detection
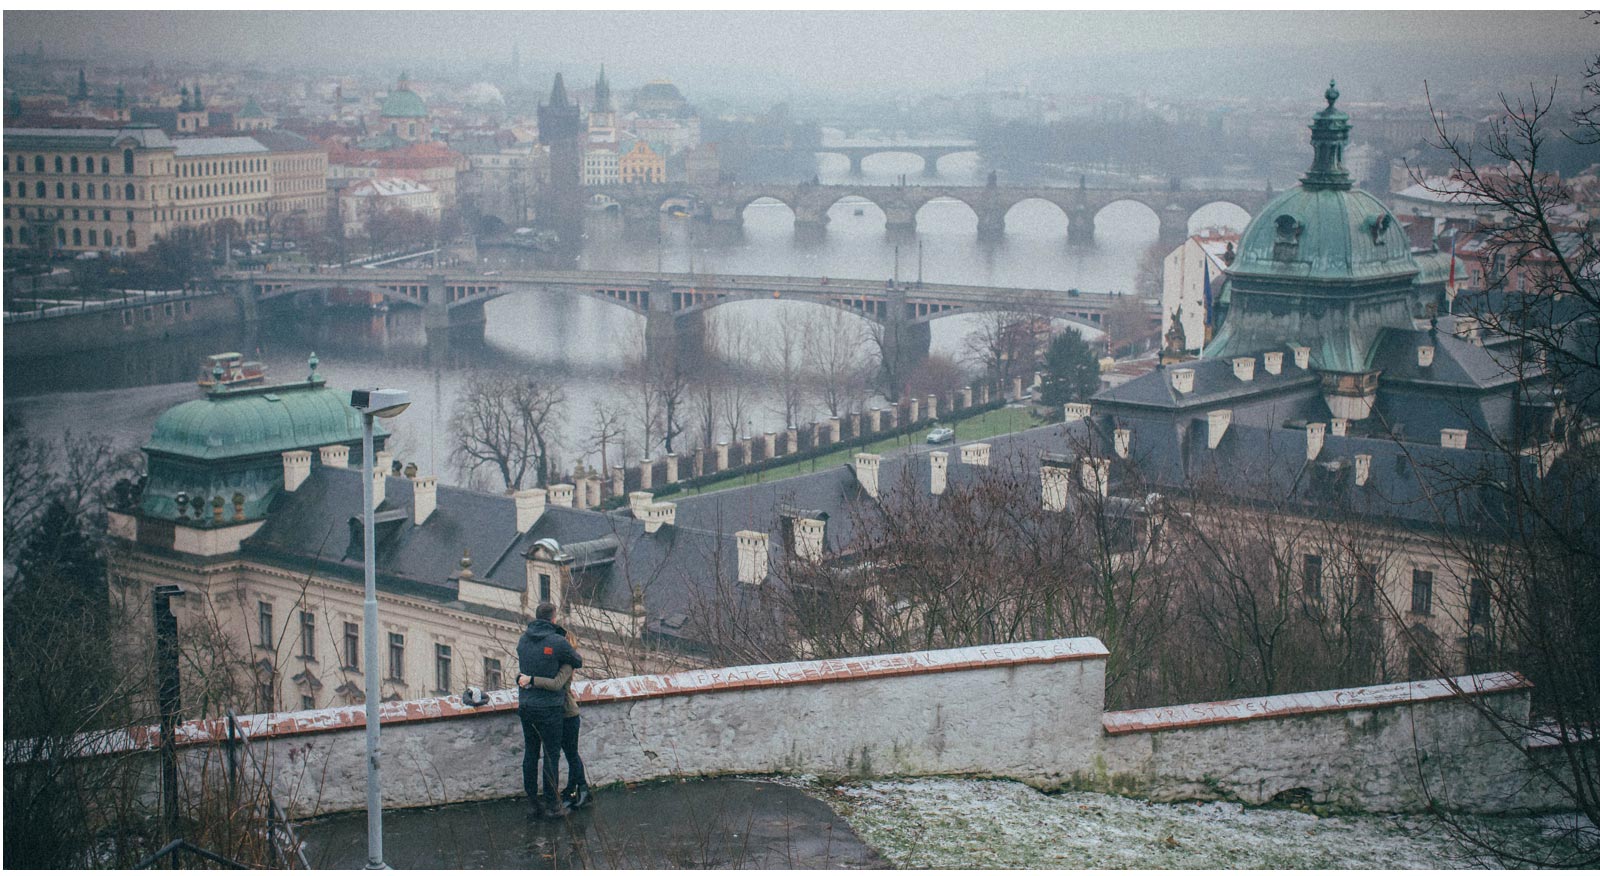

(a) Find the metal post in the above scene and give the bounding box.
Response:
[153,584,183,837]
[361,413,385,869]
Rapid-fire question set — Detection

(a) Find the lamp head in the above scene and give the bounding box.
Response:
[351,388,411,419]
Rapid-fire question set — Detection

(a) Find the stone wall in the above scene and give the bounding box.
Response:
[1090,673,1557,813]
[33,640,1573,820]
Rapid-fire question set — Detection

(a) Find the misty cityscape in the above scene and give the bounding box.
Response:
[3,9,1598,869]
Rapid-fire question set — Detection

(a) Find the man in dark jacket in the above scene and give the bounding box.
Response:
[516,602,582,818]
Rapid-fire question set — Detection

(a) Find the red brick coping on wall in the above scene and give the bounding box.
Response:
[1101,671,1530,735]
[65,637,1109,756]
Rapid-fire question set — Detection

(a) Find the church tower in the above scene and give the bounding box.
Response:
[537,73,584,239]
[588,65,618,145]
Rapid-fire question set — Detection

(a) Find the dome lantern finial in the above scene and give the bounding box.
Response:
[1301,80,1352,191]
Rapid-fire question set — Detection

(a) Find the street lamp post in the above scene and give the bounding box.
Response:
[350,388,411,871]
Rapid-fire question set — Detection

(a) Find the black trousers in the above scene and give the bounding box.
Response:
[519,702,564,808]
[560,714,586,793]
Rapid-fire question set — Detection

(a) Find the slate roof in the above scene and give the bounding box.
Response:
[242,466,747,636]
[247,129,320,153]
[174,136,269,157]
[1093,353,1320,412]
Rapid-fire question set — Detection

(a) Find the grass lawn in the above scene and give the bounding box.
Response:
[673,405,1046,496]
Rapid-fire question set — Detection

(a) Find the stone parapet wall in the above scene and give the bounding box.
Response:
[20,640,1572,820]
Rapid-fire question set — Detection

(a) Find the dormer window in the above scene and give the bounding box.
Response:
[1272,214,1303,261]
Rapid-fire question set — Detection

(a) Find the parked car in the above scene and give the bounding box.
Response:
[925,426,954,444]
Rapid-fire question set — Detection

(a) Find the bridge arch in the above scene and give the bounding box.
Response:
[1090,198,1163,244]
[913,195,979,234]
[1185,200,1254,236]
[1001,197,1072,237]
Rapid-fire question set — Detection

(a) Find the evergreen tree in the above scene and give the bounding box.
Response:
[1039,329,1100,407]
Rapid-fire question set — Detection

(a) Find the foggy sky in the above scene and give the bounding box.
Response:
[5,10,1593,102]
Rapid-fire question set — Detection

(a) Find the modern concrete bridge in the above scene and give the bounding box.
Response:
[590,180,1273,250]
[228,267,1139,376]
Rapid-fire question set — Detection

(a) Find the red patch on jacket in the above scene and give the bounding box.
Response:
[543,646,554,655]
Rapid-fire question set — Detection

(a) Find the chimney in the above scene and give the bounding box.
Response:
[1354,453,1372,486]
[1290,344,1311,370]
[548,483,575,508]
[1171,368,1195,394]
[736,530,768,584]
[1206,409,1232,449]
[374,449,393,475]
[282,450,312,491]
[413,476,438,524]
[1331,417,1349,437]
[1064,402,1091,422]
[854,453,881,499]
[960,443,991,466]
[638,459,653,490]
[794,517,826,562]
[319,444,349,469]
[1232,356,1256,382]
[1263,351,1284,375]
[629,491,654,517]
[1041,463,1072,512]
[1441,428,1468,449]
[371,467,385,509]
[1113,428,1132,459]
[1417,345,1435,368]
[640,501,676,533]
[929,451,948,495]
[1079,457,1110,497]
[513,488,546,532]
[1306,422,1326,460]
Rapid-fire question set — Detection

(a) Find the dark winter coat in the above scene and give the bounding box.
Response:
[516,619,582,709]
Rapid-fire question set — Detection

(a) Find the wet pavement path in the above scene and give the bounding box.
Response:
[296,777,884,869]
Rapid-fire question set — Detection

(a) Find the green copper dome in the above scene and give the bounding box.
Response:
[144,379,377,462]
[1205,82,1432,374]
[1229,185,1417,283]
[139,364,390,526]
[381,75,428,119]
[1230,83,1415,285]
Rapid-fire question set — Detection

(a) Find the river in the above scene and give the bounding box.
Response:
[4,145,1251,485]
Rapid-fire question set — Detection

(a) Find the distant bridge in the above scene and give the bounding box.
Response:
[228,267,1143,373]
[783,141,981,177]
[588,180,1273,249]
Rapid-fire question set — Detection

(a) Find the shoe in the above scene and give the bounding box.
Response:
[567,785,592,809]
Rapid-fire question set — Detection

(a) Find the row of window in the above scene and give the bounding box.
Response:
[8,151,134,175]
[7,206,132,222]
[258,603,497,698]
[179,157,266,178]
[1299,554,1489,624]
[4,225,131,248]
[175,178,267,200]
[6,180,141,201]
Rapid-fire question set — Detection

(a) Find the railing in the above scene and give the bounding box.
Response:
[135,839,248,870]
[225,711,311,870]
[2,286,211,323]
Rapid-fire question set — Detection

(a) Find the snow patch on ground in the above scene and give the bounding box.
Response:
[795,777,1583,869]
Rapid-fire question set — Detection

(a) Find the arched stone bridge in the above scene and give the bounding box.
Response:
[799,142,980,177]
[590,180,1273,249]
[228,267,1142,373]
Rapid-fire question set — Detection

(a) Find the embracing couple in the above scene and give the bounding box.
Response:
[516,602,592,819]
